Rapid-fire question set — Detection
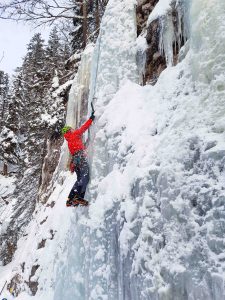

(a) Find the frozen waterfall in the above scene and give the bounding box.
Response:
[53,0,225,299]
[60,0,225,299]
[53,0,139,299]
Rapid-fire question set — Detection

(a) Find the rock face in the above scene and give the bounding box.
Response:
[145,18,166,84]
[136,0,165,84]
[136,0,189,84]
[136,0,159,36]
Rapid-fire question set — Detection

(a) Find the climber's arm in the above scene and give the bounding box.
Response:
[76,119,93,135]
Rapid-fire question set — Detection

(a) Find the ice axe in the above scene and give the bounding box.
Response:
[86,101,95,146]
[91,101,95,114]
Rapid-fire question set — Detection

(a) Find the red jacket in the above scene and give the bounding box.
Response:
[64,119,93,155]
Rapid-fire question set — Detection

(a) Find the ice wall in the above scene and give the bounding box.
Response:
[57,0,225,299]
[56,45,94,173]
[190,0,225,87]
[53,0,139,299]
[88,0,138,111]
[66,44,94,128]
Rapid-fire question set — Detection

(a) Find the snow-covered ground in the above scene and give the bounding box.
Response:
[0,171,95,300]
[0,175,16,234]
[1,0,225,299]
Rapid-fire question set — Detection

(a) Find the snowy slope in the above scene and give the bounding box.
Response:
[1,0,225,299]
[0,175,16,233]
[53,0,225,298]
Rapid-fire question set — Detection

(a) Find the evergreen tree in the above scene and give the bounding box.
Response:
[46,27,62,75]
[0,126,19,175]
[0,70,9,129]
[45,27,71,80]
[70,0,108,52]
[3,33,48,172]
[7,69,23,133]
[22,33,47,93]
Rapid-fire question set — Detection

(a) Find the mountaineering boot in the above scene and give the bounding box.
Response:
[66,197,88,207]
[72,197,89,206]
[66,199,72,207]
[66,198,79,207]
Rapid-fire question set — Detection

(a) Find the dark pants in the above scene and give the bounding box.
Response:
[68,150,90,200]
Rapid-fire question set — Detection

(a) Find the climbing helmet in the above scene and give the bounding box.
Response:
[61,125,72,134]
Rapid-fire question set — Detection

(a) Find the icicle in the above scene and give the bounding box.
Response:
[148,0,191,67]
[66,44,94,128]
[136,33,148,84]
[176,0,190,45]
[159,13,175,66]
[54,45,94,173]
[52,70,59,89]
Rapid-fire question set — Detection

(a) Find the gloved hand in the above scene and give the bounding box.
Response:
[90,112,95,121]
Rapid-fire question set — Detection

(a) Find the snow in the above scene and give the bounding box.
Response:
[147,0,173,24]
[0,175,16,234]
[52,80,73,99]
[136,33,148,83]
[66,52,82,65]
[136,34,148,53]
[52,73,59,89]
[0,175,15,197]
[0,171,77,299]
[40,113,58,125]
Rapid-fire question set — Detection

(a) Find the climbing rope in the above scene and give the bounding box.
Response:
[92,26,102,105]
[0,280,7,296]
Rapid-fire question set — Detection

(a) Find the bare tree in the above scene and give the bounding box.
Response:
[0,0,78,25]
[0,0,108,51]
[0,0,107,26]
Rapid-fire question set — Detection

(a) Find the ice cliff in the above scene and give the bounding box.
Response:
[1,0,225,299]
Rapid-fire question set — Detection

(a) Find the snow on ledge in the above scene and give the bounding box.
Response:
[147,0,173,25]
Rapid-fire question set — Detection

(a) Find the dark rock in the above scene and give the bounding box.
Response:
[37,239,46,249]
[7,274,22,297]
[40,216,48,224]
[46,201,55,208]
[24,264,40,296]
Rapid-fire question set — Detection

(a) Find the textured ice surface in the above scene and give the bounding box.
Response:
[88,0,138,111]
[67,0,225,299]
[66,43,94,127]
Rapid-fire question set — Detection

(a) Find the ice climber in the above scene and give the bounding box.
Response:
[61,112,95,207]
